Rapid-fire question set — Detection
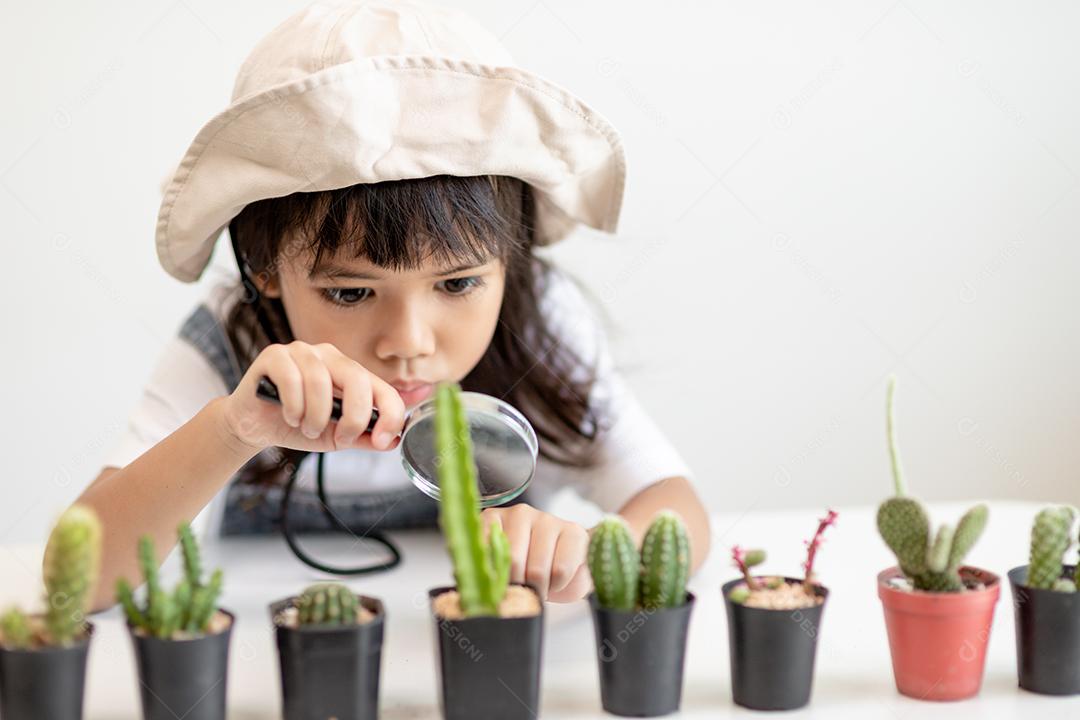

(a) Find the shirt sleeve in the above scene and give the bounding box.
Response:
[530,269,694,514]
[101,334,232,540]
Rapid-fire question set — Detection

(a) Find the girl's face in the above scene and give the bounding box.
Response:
[261,248,506,406]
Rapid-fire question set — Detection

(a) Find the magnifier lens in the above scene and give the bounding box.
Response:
[400,391,538,507]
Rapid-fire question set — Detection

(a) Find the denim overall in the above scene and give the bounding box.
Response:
[179,303,441,537]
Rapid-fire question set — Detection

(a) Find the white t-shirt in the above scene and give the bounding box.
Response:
[102,267,694,540]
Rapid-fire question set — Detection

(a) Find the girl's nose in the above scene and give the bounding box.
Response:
[373,300,435,361]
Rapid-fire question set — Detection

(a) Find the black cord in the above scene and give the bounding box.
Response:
[279,452,402,575]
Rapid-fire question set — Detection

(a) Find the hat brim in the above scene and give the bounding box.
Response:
[156,55,626,282]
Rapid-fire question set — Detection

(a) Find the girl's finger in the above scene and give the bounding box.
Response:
[290,343,334,439]
[549,526,589,594]
[481,510,504,537]
[318,350,373,446]
[367,377,406,450]
[500,507,533,585]
[524,517,560,600]
[260,345,304,428]
[548,564,592,603]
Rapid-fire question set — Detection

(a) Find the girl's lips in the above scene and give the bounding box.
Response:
[394,383,433,406]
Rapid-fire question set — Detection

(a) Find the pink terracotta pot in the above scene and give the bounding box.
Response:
[877,566,1000,701]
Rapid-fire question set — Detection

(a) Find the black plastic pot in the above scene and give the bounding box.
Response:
[0,622,93,720]
[429,585,544,720]
[128,609,234,720]
[270,594,385,720]
[1009,565,1080,695]
[722,577,828,711]
[589,592,695,717]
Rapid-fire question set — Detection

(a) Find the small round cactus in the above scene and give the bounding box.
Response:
[640,511,690,609]
[588,516,640,611]
[297,583,360,625]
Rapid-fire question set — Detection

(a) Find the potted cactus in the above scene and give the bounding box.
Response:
[0,505,102,720]
[115,523,233,720]
[875,376,997,701]
[1008,505,1080,695]
[587,511,694,717]
[269,581,385,719]
[428,382,543,720]
[721,508,837,711]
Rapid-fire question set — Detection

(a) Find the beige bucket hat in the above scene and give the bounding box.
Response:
[156,0,626,282]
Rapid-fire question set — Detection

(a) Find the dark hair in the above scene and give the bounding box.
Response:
[224,175,605,486]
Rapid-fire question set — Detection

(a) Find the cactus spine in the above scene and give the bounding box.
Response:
[1027,506,1078,592]
[640,511,690,609]
[435,382,511,617]
[297,582,360,625]
[589,512,691,611]
[43,505,102,645]
[876,376,988,592]
[115,522,224,638]
[588,517,640,610]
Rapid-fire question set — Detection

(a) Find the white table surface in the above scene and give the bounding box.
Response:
[3,500,1079,718]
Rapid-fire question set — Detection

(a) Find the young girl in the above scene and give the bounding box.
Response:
[76,0,710,611]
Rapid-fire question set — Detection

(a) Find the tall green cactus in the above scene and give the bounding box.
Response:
[589,512,691,611]
[115,522,224,638]
[876,376,988,592]
[297,582,360,625]
[1027,506,1077,592]
[435,382,511,617]
[588,517,640,611]
[640,511,690,609]
[43,505,102,645]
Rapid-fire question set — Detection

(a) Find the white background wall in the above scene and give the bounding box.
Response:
[2,0,1078,542]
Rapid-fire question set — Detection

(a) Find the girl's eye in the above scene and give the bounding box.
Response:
[322,287,372,306]
[439,276,484,296]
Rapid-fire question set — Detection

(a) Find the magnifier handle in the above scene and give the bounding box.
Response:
[255,376,380,432]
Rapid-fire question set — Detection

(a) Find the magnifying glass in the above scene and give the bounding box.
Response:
[255,377,537,506]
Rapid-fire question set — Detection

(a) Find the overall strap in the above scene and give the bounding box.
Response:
[178,304,243,393]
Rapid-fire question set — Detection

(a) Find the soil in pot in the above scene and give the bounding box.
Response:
[590,592,695,717]
[1009,565,1080,696]
[270,595,385,720]
[430,584,543,720]
[0,621,93,720]
[877,566,999,701]
[130,609,234,720]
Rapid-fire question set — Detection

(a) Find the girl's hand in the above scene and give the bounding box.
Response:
[221,341,406,454]
[481,504,592,603]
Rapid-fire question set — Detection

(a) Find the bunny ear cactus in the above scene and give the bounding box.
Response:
[1027,506,1078,592]
[115,522,224,638]
[297,582,360,625]
[435,382,512,617]
[876,376,988,592]
[43,505,102,645]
